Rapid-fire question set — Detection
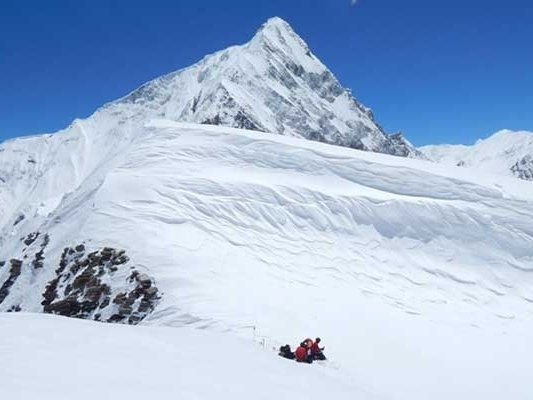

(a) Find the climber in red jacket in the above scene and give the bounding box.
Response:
[310,337,326,360]
[295,341,312,363]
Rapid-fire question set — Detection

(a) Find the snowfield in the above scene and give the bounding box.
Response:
[1,120,532,399]
[0,313,373,400]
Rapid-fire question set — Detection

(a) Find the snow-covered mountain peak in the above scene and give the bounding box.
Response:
[249,16,323,71]
[483,129,533,145]
[257,16,293,32]
[420,129,533,180]
[254,16,301,45]
[93,17,424,158]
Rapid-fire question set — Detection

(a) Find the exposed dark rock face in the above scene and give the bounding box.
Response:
[107,270,159,324]
[383,133,425,158]
[511,155,533,180]
[234,110,261,131]
[41,245,160,325]
[23,232,40,246]
[202,114,222,126]
[0,259,23,305]
[13,214,25,226]
[31,234,49,269]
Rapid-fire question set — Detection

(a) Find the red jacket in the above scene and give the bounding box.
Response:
[310,342,320,355]
[295,346,308,361]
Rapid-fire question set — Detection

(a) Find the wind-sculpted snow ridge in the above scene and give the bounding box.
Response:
[421,129,533,180]
[1,120,532,399]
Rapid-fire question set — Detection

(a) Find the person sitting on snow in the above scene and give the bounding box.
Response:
[295,341,313,363]
[310,337,326,360]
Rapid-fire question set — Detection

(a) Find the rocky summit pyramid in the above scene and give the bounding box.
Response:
[99,17,421,157]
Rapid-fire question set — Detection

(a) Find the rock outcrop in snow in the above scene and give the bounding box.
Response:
[0,232,161,324]
[41,245,160,324]
[511,154,533,180]
[420,129,533,180]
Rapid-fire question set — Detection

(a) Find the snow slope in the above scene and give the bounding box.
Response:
[1,120,533,399]
[420,129,533,180]
[0,313,375,400]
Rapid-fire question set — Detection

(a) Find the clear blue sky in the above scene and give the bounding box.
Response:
[1,0,532,145]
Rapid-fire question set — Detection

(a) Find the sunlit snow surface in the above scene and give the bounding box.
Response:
[421,129,533,179]
[1,120,532,399]
[0,313,373,400]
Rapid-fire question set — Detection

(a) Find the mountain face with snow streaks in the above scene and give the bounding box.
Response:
[101,17,421,157]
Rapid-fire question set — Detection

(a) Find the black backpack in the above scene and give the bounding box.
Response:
[279,344,295,359]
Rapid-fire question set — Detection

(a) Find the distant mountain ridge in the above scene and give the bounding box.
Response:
[420,129,533,181]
